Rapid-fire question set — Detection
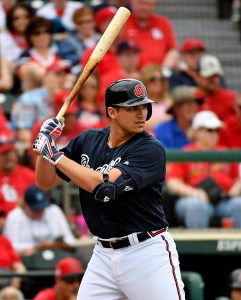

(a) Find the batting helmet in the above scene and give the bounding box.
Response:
[105,78,154,120]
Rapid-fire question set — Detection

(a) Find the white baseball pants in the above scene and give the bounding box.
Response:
[77,230,185,300]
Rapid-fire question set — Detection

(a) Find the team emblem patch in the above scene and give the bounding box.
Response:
[134,84,145,97]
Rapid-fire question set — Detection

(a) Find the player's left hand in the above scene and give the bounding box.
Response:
[40,117,65,140]
[32,132,64,165]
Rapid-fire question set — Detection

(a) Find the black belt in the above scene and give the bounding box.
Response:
[98,228,167,250]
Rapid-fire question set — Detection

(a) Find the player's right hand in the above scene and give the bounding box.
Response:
[40,117,65,140]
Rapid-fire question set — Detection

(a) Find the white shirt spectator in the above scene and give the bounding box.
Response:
[0,30,22,62]
[0,2,6,29]
[4,204,76,252]
[37,1,83,31]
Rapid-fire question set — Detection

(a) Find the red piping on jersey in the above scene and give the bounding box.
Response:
[161,235,183,300]
[147,227,167,237]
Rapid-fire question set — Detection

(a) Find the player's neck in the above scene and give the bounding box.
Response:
[108,128,135,148]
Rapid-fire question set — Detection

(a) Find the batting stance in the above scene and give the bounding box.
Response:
[33,78,185,300]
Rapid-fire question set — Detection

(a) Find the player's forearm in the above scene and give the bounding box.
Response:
[56,155,103,192]
[35,155,62,189]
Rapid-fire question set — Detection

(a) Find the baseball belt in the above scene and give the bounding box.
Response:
[97,228,167,250]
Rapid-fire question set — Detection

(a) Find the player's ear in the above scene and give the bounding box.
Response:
[107,107,117,119]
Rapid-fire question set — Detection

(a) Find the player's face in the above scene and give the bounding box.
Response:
[112,104,148,133]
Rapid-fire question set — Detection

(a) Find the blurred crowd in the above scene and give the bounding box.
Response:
[0,0,241,297]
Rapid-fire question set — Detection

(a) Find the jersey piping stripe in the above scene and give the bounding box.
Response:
[147,227,167,237]
[161,235,183,300]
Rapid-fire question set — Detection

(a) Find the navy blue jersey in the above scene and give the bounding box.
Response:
[57,127,168,238]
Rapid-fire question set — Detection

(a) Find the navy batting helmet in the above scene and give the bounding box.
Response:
[105,78,154,120]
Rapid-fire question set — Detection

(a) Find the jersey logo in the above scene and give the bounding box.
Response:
[123,161,129,165]
[134,84,145,97]
[81,154,91,168]
[124,186,134,192]
[103,196,110,202]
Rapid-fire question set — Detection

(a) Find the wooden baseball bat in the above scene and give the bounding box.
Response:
[56,6,131,120]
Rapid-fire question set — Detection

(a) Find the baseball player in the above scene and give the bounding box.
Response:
[33,78,185,300]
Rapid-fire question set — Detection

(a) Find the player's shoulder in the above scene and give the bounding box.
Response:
[33,287,56,300]
[138,131,166,153]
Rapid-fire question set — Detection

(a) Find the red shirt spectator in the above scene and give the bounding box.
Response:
[219,93,241,148]
[167,143,239,193]
[0,235,22,269]
[121,0,178,67]
[196,54,236,121]
[34,257,83,300]
[0,135,35,215]
[199,87,236,121]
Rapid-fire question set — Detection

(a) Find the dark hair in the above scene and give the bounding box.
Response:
[25,16,53,47]
[6,3,35,33]
[73,6,95,24]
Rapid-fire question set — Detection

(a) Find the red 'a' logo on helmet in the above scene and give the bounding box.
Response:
[134,84,145,97]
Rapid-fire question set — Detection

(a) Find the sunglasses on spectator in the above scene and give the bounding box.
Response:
[76,19,94,25]
[13,14,30,21]
[84,83,98,89]
[149,76,164,83]
[32,29,51,36]
[62,276,82,284]
[203,128,220,133]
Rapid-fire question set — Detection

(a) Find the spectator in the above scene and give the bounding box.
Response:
[219,92,241,148]
[30,90,84,168]
[154,85,201,149]
[64,6,100,68]
[11,60,73,146]
[229,269,241,300]
[0,132,35,215]
[37,0,83,32]
[99,40,143,102]
[0,210,26,289]
[81,6,119,77]
[166,110,241,228]
[140,64,173,131]
[0,55,13,92]
[15,16,62,91]
[4,185,76,256]
[168,37,207,90]
[76,72,106,129]
[196,54,236,121]
[121,0,179,69]
[231,0,241,25]
[33,257,83,300]
[0,0,16,30]
[0,3,35,63]
[0,286,24,300]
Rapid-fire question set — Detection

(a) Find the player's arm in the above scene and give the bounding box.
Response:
[56,156,122,192]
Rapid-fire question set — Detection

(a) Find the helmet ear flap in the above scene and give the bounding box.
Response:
[146,103,152,120]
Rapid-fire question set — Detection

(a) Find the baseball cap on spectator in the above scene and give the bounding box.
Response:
[0,129,16,154]
[116,40,141,54]
[191,110,223,130]
[181,37,206,52]
[24,185,50,212]
[54,91,78,114]
[47,60,71,73]
[198,54,224,77]
[168,86,203,114]
[55,257,83,279]
[95,6,117,31]
[229,269,241,289]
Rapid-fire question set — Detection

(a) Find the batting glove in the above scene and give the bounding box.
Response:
[33,132,64,165]
[40,117,65,140]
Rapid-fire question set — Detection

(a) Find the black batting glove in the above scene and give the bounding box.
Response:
[33,132,64,165]
[40,117,65,140]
